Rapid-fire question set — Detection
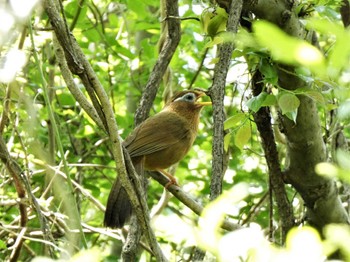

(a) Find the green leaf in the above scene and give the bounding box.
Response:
[113,44,134,59]
[232,49,244,59]
[205,36,224,48]
[246,92,277,112]
[294,88,325,104]
[304,90,325,104]
[234,122,251,150]
[208,57,220,64]
[202,7,228,38]
[306,18,345,40]
[261,94,277,106]
[284,110,298,123]
[82,29,100,42]
[224,112,246,130]
[278,92,300,115]
[246,92,268,112]
[127,0,148,16]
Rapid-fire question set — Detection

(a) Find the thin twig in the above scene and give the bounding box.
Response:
[188,48,209,89]
[9,227,27,262]
[0,83,11,133]
[134,0,181,125]
[69,0,86,31]
[1,225,70,256]
[20,171,55,255]
[241,191,269,226]
[53,36,106,131]
[161,15,200,22]
[28,157,106,211]
[0,137,27,261]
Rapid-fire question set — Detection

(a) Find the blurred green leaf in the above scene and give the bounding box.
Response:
[201,7,227,38]
[0,240,6,250]
[338,100,350,120]
[305,90,325,104]
[336,150,350,170]
[306,18,350,77]
[253,21,326,75]
[196,183,249,254]
[56,93,76,107]
[324,224,350,261]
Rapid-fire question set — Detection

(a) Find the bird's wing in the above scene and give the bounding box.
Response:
[123,111,190,157]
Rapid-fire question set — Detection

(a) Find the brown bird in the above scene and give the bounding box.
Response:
[104,90,211,228]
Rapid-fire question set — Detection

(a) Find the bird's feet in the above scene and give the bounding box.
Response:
[157,169,179,189]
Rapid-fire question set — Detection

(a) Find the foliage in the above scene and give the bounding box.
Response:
[0,0,349,261]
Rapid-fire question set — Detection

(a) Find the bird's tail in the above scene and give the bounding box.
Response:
[104,176,132,228]
[104,156,144,228]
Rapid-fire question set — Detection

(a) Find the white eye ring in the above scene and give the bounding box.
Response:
[174,93,196,102]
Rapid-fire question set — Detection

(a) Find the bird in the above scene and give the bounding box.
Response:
[104,90,211,228]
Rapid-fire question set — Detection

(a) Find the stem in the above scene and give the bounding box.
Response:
[28,19,87,250]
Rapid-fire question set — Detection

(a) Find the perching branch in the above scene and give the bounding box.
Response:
[148,171,241,232]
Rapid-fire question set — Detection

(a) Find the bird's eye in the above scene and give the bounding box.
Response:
[184,93,195,101]
[174,93,195,102]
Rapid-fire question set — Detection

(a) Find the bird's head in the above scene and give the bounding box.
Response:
[167,90,211,108]
[163,90,211,123]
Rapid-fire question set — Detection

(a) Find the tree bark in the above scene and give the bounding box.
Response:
[243,0,349,229]
[251,70,295,242]
[208,0,243,200]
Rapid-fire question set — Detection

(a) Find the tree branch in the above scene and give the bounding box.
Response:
[134,0,181,125]
[148,171,241,231]
[52,36,106,132]
[208,0,243,200]
[251,70,295,242]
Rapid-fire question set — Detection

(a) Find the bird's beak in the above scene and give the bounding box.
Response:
[196,101,212,106]
[195,93,212,106]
